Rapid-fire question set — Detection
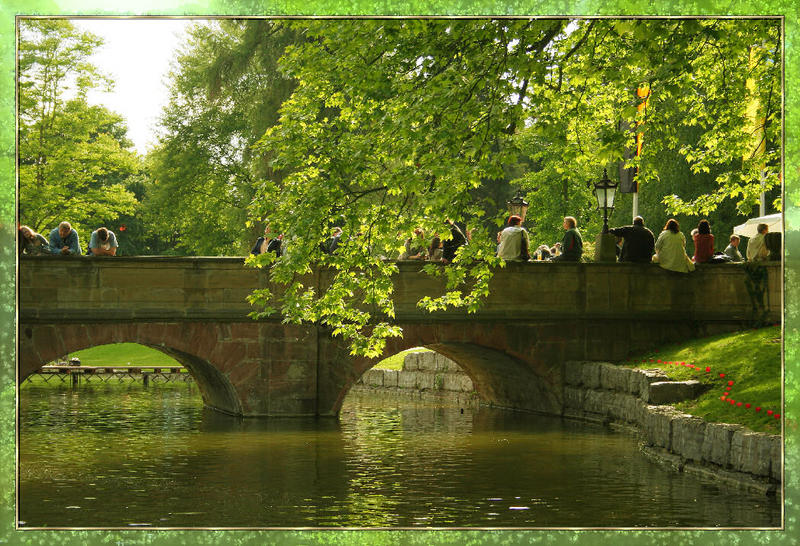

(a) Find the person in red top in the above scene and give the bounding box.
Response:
[692,219,715,263]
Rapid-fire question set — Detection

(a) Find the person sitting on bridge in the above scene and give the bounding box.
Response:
[497,215,531,261]
[746,223,770,262]
[251,224,283,257]
[608,216,655,263]
[321,226,343,255]
[691,219,715,264]
[653,219,695,273]
[428,234,443,262]
[18,225,50,255]
[724,234,744,262]
[550,216,582,262]
[88,227,118,256]
[441,219,468,264]
[399,228,428,260]
[48,221,81,256]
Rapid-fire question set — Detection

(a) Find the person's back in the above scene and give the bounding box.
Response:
[497,215,530,261]
[692,220,714,263]
[609,218,654,263]
[442,220,467,263]
[552,216,582,262]
[746,224,769,262]
[654,219,694,273]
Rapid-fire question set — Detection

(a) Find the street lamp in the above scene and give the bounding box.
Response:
[593,169,618,234]
[507,190,529,223]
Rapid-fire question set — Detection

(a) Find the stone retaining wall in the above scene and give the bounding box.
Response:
[354,351,476,398]
[563,360,781,495]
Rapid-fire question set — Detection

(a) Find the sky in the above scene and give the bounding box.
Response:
[72,18,196,154]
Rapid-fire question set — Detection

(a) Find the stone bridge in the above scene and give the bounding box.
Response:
[19,257,780,417]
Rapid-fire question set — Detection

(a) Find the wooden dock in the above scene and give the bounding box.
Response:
[30,365,191,386]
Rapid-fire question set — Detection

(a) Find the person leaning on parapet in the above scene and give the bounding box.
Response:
[691,219,715,264]
[251,224,283,257]
[88,227,118,256]
[724,234,744,262]
[550,216,582,262]
[428,234,443,262]
[496,215,531,261]
[321,226,343,255]
[18,225,50,255]
[608,216,655,263]
[746,223,770,262]
[653,218,695,273]
[48,221,81,255]
[441,219,468,264]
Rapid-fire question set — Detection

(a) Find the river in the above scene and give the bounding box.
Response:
[18,379,780,528]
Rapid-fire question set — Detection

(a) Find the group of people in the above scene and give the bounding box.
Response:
[18,222,118,256]
[492,213,776,273]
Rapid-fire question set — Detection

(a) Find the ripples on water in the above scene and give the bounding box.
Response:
[18,381,780,528]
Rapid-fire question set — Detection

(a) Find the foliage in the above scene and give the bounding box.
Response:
[624,325,781,434]
[145,20,298,255]
[17,19,139,241]
[246,18,780,356]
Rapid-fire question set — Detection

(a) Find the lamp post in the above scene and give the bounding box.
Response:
[507,190,529,223]
[592,169,619,262]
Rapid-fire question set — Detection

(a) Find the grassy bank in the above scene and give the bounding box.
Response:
[373,347,432,370]
[57,343,179,367]
[620,325,781,434]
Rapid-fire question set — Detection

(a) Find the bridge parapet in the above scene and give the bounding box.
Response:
[20,256,781,324]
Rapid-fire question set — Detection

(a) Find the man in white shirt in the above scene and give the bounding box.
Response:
[746,223,769,262]
[89,227,118,256]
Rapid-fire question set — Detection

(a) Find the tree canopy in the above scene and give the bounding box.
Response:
[242,18,781,356]
[18,19,139,241]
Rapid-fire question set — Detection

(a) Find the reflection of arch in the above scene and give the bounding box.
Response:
[20,324,242,415]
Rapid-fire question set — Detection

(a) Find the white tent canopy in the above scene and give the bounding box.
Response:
[733,213,782,239]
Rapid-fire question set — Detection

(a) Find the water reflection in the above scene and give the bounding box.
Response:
[19,381,780,528]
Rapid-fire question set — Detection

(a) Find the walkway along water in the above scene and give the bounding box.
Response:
[354,351,780,496]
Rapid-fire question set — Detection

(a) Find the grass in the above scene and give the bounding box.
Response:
[620,325,782,434]
[56,343,180,367]
[373,347,432,370]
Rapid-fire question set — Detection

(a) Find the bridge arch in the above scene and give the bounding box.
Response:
[330,322,565,416]
[20,322,243,415]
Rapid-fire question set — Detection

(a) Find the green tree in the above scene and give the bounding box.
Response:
[145,20,298,255]
[245,18,781,356]
[18,19,139,240]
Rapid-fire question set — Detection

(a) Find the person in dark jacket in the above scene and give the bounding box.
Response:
[550,216,583,262]
[441,219,468,264]
[608,216,655,263]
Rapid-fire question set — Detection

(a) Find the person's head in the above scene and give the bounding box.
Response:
[563,216,576,230]
[19,225,33,240]
[58,221,72,238]
[664,219,680,233]
[96,227,109,242]
[331,226,342,237]
[730,234,740,247]
[633,216,644,227]
[508,215,522,227]
[757,223,769,235]
[697,219,711,235]
[413,227,424,238]
[691,228,698,237]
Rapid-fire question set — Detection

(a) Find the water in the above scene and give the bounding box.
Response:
[18,380,780,528]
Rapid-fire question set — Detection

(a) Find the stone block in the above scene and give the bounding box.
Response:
[600,364,633,393]
[398,370,417,389]
[701,423,742,468]
[644,406,676,449]
[671,414,706,462]
[583,389,611,416]
[581,362,602,389]
[563,386,585,410]
[770,435,782,482]
[647,380,703,405]
[383,369,398,388]
[730,430,772,477]
[402,352,420,371]
[442,373,473,392]
[637,369,670,401]
[562,361,584,387]
[361,369,384,387]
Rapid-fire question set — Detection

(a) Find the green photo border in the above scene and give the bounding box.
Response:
[1,1,797,544]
